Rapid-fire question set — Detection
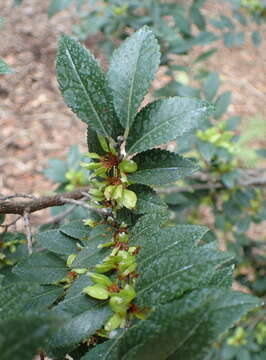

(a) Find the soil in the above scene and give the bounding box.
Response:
[0,0,265,227]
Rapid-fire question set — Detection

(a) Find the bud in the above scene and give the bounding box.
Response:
[66,254,77,267]
[119,189,137,209]
[88,272,113,287]
[119,159,138,173]
[83,284,109,300]
[83,218,96,227]
[104,313,123,332]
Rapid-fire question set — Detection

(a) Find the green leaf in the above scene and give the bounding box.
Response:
[81,340,115,360]
[0,314,61,360]
[107,26,160,133]
[0,281,62,318]
[128,149,199,186]
[99,289,259,360]
[0,58,12,75]
[136,242,233,307]
[130,212,169,244]
[129,184,168,214]
[194,48,218,63]
[203,72,220,101]
[48,0,73,18]
[60,220,90,240]
[126,97,213,155]
[13,251,68,284]
[252,31,262,46]
[214,91,232,119]
[189,5,206,31]
[37,229,80,255]
[134,225,209,265]
[48,304,111,357]
[71,224,114,268]
[56,34,120,138]
[43,158,68,183]
[87,126,106,155]
[54,275,96,317]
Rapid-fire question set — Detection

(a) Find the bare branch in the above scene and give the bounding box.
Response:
[44,204,78,226]
[0,186,91,215]
[0,194,37,201]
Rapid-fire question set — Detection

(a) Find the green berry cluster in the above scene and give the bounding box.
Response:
[66,135,147,334]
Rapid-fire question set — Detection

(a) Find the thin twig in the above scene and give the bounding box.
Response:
[23,210,32,254]
[0,194,37,201]
[61,197,109,215]
[0,215,21,229]
[44,204,78,226]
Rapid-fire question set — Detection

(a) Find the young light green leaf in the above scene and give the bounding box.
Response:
[56,34,120,138]
[108,26,160,134]
[13,251,68,284]
[126,97,213,155]
[128,149,199,186]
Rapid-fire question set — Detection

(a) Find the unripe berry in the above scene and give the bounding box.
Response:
[118,159,138,173]
[83,284,109,300]
[119,189,137,209]
[88,272,113,287]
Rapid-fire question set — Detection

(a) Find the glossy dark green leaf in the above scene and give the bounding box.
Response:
[56,34,120,138]
[48,304,111,357]
[60,220,91,240]
[37,229,79,255]
[87,126,106,155]
[13,251,68,284]
[135,225,209,264]
[107,26,160,132]
[126,97,213,155]
[0,281,62,318]
[91,289,259,360]
[203,72,220,101]
[71,224,114,268]
[0,314,61,360]
[48,0,72,18]
[130,212,169,244]
[136,242,233,306]
[214,91,232,119]
[128,149,199,186]
[129,184,168,214]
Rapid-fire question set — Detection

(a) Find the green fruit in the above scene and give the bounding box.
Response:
[119,284,136,303]
[109,296,128,314]
[119,159,138,173]
[104,185,116,200]
[95,263,114,273]
[119,189,137,209]
[104,313,123,332]
[88,272,113,287]
[112,184,123,200]
[83,284,109,300]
